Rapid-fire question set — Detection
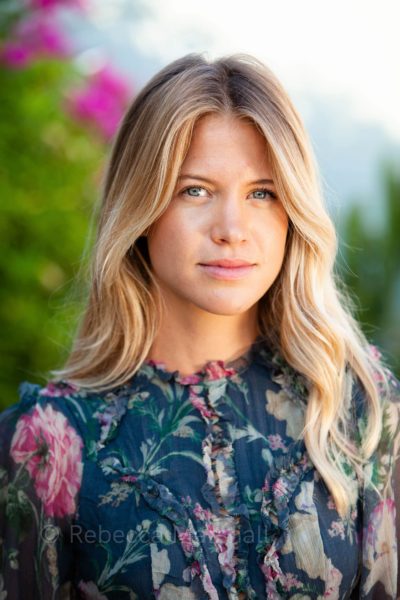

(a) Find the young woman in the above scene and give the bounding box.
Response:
[1,53,399,599]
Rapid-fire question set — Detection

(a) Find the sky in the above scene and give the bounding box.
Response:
[129,0,400,142]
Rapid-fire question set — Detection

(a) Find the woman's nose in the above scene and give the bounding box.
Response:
[210,197,249,244]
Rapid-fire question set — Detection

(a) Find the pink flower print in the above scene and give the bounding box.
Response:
[327,496,336,511]
[189,559,201,577]
[202,569,219,600]
[189,390,214,420]
[193,502,213,522]
[65,65,132,140]
[121,474,137,483]
[182,560,201,581]
[328,520,345,541]
[182,494,192,504]
[10,403,83,517]
[350,507,358,520]
[363,498,397,593]
[177,373,202,385]
[214,528,236,577]
[178,529,194,553]
[261,547,282,582]
[203,522,216,540]
[281,573,302,591]
[193,503,205,520]
[323,558,342,597]
[183,559,202,583]
[39,381,80,397]
[204,361,237,382]
[1,13,71,68]
[267,434,287,452]
[78,580,108,600]
[365,498,396,549]
[272,478,290,501]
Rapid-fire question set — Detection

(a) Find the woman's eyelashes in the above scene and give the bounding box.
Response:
[181,186,208,197]
[180,186,277,200]
[250,188,277,201]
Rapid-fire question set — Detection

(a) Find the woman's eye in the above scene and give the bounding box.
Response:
[182,186,207,197]
[250,188,277,201]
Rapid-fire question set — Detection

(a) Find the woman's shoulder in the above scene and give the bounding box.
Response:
[350,343,400,453]
[0,379,101,526]
[2,378,96,425]
[0,378,111,465]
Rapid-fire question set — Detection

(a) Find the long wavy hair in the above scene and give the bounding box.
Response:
[51,52,391,517]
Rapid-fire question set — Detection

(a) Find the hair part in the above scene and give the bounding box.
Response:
[50,51,391,517]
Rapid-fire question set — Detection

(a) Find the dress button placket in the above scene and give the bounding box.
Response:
[189,379,257,600]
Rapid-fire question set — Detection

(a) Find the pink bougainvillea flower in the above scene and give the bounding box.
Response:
[10,402,83,517]
[0,12,71,68]
[28,0,87,9]
[0,43,33,68]
[65,66,132,139]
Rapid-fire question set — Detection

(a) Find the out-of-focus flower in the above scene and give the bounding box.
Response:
[27,0,88,10]
[64,66,133,140]
[0,12,71,68]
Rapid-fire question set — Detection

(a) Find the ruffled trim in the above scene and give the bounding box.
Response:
[189,378,257,599]
[263,350,310,409]
[89,387,150,459]
[17,381,42,411]
[38,380,81,398]
[256,438,314,597]
[92,391,131,453]
[98,455,220,600]
[138,335,271,387]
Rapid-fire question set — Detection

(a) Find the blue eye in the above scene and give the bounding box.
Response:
[251,188,277,201]
[182,186,206,197]
[180,186,277,200]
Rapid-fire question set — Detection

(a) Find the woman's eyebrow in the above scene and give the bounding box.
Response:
[178,173,275,185]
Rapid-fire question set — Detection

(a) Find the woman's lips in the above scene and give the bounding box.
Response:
[198,263,256,280]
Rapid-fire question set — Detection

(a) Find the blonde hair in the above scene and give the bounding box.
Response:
[51,52,391,517]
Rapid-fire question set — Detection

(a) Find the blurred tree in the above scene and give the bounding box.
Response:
[0,1,134,409]
[336,160,400,376]
[0,58,104,409]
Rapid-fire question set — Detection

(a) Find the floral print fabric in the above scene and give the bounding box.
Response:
[0,337,399,599]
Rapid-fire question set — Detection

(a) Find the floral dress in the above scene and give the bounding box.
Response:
[0,337,399,600]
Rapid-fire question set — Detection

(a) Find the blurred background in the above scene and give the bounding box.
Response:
[1,0,399,408]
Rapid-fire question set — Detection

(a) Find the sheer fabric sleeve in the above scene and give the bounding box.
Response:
[357,360,400,599]
[0,382,84,599]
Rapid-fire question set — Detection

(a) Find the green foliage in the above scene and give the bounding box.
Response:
[0,59,104,408]
[336,161,400,375]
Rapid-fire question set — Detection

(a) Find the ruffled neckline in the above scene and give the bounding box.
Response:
[138,335,273,386]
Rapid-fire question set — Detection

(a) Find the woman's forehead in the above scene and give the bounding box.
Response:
[180,114,273,179]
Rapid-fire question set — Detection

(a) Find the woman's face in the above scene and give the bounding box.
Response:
[147,113,289,319]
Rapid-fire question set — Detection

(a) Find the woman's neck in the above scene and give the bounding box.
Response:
[146,306,259,377]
